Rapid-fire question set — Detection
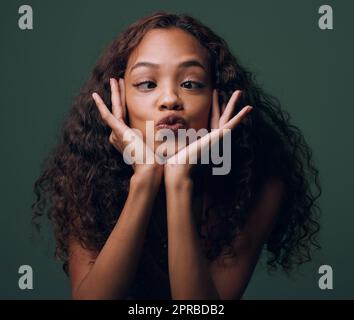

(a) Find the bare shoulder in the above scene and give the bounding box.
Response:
[253,178,284,226]
[232,178,284,252]
[204,178,284,253]
[67,235,98,294]
[207,178,284,299]
[252,178,284,223]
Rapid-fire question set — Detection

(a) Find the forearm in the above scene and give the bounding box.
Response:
[73,173,160,300]
[165,178,220,300]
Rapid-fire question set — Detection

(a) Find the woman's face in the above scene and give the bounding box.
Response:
[124,28,213,151]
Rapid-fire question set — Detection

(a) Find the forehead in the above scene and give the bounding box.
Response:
[126,28,210,70]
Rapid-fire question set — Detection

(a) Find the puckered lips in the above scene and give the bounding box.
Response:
[155,114,187,134]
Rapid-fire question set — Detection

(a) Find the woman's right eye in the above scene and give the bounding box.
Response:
[133,81,156,90]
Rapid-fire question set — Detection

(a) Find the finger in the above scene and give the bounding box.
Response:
[221,102,226,114]
[119,78,127,121]
[210,89,220,129]
[110,78,123,119]
[219,90,242,127]
[223,105,253,130]
[92,92,121,130]
[168,129,213,165]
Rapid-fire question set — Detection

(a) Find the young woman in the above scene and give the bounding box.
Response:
[32,11,321,300]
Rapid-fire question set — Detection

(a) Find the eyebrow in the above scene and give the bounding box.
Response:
[129,59,207,74]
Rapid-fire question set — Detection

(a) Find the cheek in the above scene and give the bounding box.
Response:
[126,93,154,125]
[186,97,211,129]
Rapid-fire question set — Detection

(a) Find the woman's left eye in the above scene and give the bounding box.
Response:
[181,81,205,89]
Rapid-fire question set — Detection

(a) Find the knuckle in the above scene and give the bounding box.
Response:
[109,133,116,144]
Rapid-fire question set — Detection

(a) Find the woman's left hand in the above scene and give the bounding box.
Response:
[164,89,253,187]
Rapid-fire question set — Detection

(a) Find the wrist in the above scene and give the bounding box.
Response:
[165,174,193,192]
[130,167,163,190]
[164,164,192,186]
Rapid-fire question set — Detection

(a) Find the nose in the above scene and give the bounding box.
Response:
[158,87,183,111]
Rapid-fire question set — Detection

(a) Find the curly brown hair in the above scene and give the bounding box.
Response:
[32,11,321,276]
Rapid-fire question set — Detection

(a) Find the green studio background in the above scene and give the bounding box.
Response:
[0,0,353,299]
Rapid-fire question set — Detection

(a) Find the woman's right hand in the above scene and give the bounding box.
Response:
[92,78,163,186]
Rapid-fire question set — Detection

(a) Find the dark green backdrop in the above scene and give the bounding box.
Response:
[1,0,353,299]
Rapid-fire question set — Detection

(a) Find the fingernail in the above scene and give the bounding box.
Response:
[247,106,253,112]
